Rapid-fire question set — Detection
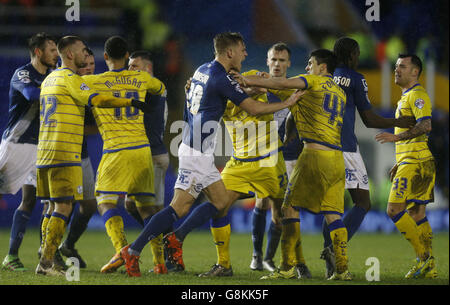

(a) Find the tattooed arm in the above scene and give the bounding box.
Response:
[375,118,432,143]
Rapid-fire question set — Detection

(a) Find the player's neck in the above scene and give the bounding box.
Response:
[31,57,48,75]
[215,57,232,73]
[106,60,126,71]
[60,60,78,74]
[401,80,419,93]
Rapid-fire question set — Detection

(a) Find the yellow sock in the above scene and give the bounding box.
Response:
[150,234,165,266]
[40,214,50,248]
[392,210,427,260]
[104,215,127,254]
[210,224,231,268]
[42,213,67,263]
[417,217,433,256]
[294,221,306,265]
[280,219,299,271]
[328,219,348,274]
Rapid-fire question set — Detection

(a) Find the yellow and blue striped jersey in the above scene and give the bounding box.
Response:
[289,74,346,150]
[394,83,433,164]
[37,67,98,168]
[223,70,282,160]
[83,68,165,153]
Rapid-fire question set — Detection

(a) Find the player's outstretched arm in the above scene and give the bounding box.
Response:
[360,109,416,129]
[375,118,431,143]
[238,89,305,116]
[232,72,306,90]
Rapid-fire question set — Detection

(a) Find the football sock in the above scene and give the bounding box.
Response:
[39,212,46,245]
[64,207,91,249]
[8,210,31,256]
[174,201,218,242]
[294,220,306,265]
[416,217,433,257]
[210,215,231,269]
[143,216,165,266]
[102,208,127,254]
[328,219,348,274]
[391,210,427,260]
[264,221,281,261]
[130,205,179,255]
[322,205,367,249]
[280,218,299,270]
[40,213,51,249]
[42,212,67,263]
[251,207,267,256]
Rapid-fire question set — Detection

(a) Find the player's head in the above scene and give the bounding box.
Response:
[333,37,360,69]
[28,32,58,69]
[57,35,89,70]
[306,49,337,76]
[77,48,95,76]
[395,54,423,87]
[104,35,129,61]
[129,50,153,74]
[267,42,291,78]
[213,32,247,72]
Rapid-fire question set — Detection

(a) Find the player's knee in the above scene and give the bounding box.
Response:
[79,199,97,216]
[355,199,371,212]
[386,203,403,219]
[255,198,270,209]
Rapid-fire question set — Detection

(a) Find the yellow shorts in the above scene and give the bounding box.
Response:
[36,166,83,202]
[221,151,287,199]
[95,146,155,207]
[388,160,435,207]
[283,147,345,215]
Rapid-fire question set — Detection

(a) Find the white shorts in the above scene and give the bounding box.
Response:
[343,147,369,190]
[285,159,297,179]
[81,157,95,200]
[174,142,221,199]
[0,140,37,194]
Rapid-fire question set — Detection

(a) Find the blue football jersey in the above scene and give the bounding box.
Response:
[333,65,372,152]
[3,63,50,144]
[143,91,168,155]
[182,60,249,153]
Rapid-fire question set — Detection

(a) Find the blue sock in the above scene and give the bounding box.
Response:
[9,210,32,256]
[251,207,267,256]
[174,202,218,242]
[130,206,179,255]
[322,217,332,248]
[64,207,91,249]
[343,205,367,241]
[264,221,281,261]
[211,214,230,228]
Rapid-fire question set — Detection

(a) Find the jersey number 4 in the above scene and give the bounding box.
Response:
[322,93,345,125]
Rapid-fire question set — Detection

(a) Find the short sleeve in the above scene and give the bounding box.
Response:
[354,75,372,112]
[218,74,249,106]
[65,73,98,106]
[408,91,432,121]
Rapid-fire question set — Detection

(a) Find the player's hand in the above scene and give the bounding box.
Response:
[256,71,270,78]
[285,89,306,107]
[243,86,267,96]
[131,99,152,113]
[395,115,416,128]
[185,77,192,96]
[375,132,399,143]
[230,71,248,87]
[389,163,398,182]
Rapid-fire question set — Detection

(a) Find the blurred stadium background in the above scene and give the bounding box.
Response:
[0,0,448,234]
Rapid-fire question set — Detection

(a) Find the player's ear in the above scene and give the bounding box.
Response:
[124,51,130,61]
[226,47,233,59]
[34,47,42,58]
[103,52,109,61]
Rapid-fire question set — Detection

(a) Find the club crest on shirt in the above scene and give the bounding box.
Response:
[80,83,90,90]
[18,70,31,83]
[414,98,425,109]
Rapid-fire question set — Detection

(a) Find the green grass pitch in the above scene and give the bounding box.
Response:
[0,229,448,285]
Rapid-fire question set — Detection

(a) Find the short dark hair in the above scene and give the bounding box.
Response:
[310,49,338,74]
[104,36,128,60]
[398,53,423,76]
[129,50,152,63]
[333,37,359,67]
[213,32,244,56]
[28,32,56,57]
[57,35,84,54]
[268,42,291,59]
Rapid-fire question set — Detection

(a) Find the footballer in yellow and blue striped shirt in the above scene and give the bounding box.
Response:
[36,36,138,276]
[81,36,166,272]
[237,49,352,280]
[375,54,436,279]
